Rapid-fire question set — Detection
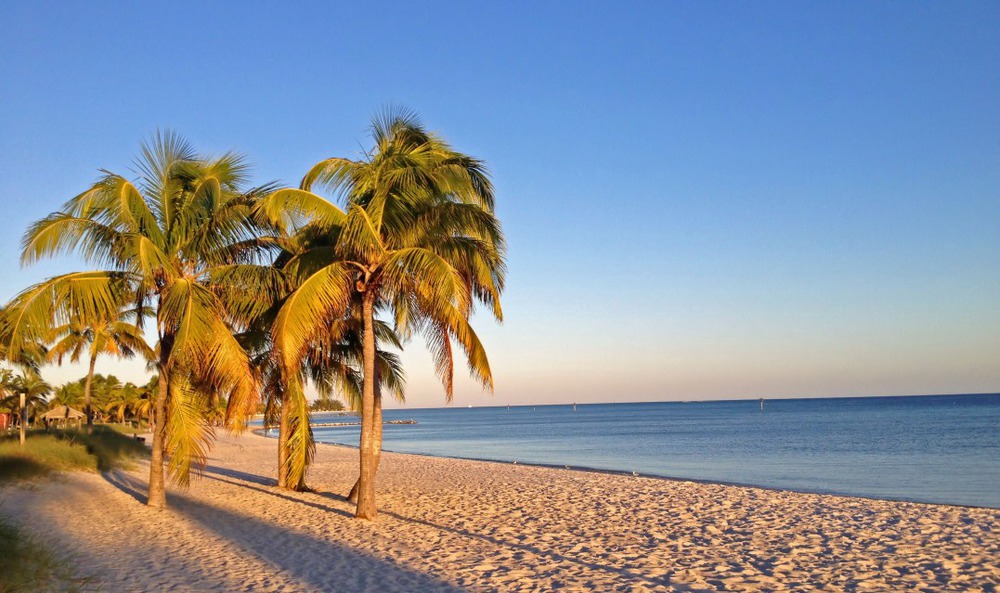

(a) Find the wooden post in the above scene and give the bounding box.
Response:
[19,392,26,446]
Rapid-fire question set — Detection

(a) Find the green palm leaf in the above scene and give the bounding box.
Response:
[271,262,354,370]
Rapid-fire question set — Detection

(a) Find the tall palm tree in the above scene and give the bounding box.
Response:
[47,313,153,431]
[262,109,506,518]
[4,132,275,508]
[303,301,406,500]
[245,229,405,492]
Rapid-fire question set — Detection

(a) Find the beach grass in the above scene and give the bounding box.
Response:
[0,426,149,481]
[0,426,147,592]
[100,422,150,436]
[0,514,96,593]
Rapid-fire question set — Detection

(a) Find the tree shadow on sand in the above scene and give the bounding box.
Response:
[312,490,677,591]
[103,471,468,593]
[201,464,276,487]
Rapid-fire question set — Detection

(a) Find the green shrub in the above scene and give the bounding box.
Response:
[0,435,96,479]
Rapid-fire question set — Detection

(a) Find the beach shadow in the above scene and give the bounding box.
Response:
[103,465,354,519]
[319,490,675,591]
[104,471,468,593]
[104,469,148,504]
[199,472,353,519]
[201,464,275,487]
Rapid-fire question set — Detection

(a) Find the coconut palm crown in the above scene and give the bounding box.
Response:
[3,131,277,508]
[260,108,506,518]
[246,223,407,492]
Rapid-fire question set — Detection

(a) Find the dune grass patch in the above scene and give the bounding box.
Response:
[0,425,148,482]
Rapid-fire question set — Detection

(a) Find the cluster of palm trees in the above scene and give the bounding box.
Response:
[0,369,53,445]
[0,108,506,519]
[49,375,157,426]
[1,372,157,432]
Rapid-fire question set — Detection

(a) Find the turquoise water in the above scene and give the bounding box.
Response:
[303,394,1000,508]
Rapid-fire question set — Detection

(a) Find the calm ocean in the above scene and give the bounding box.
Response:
[303,394,1000,508]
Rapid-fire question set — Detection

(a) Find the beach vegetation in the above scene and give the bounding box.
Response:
[3,131,274,508]
[0,371,53,445]
[42,375,155,428]
[261,108,505,518]
[0,110,504,518]
[0,425,148,480]
[46,310,154,431]
[310,393,346,412]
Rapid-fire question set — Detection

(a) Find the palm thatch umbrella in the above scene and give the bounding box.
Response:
[41,405,86,428]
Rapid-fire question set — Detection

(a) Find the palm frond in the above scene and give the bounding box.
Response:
[1,272,133,363]
[281,377,314,490]
[271,263,354,371]
[164,373,214,486]
[21,213,128,268]
[259,189,347,233]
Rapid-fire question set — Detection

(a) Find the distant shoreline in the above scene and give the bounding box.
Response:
[380,391,1000,410]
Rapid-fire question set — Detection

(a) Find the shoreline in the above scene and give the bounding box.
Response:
[3,430,998,592]
[255,429,1000,512]
[375,391,1000,411]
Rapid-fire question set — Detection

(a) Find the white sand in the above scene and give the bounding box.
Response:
[2,431,998,592]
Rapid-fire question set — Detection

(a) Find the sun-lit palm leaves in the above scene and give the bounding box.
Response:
[7,131,271,508]
[245,221,406,492]
[1,274,128,365]
[263,108,506,518]
[46,310,153,429]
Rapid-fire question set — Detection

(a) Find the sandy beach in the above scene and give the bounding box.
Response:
[2,431,998,592]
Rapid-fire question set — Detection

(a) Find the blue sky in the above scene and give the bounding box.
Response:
[1,1,997,407]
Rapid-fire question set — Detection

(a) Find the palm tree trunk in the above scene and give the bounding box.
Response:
[347,385,382,503]
[277,386,290,489]
[148,360,170,509]
[355,290,378,519]
[84,353,97,433]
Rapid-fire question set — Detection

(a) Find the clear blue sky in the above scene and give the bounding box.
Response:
[1,1,997,407]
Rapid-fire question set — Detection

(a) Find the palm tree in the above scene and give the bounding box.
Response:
[132,377,157,430]
[1,372,52,445]
[102,382,143,424]
[244,231,405,492]
[50,382,84,408]
[47,313,153,431]
[5,132,274,508]
[0,369,15,438]
[302,302,405,500]
[262,109,506,518]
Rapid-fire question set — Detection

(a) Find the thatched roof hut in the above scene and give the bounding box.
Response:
[41,405,86,426]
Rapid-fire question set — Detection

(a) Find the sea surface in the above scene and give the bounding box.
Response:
[298,394,1000,508]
